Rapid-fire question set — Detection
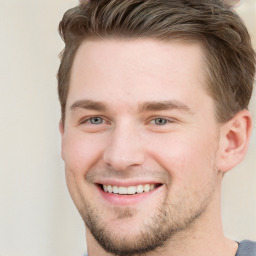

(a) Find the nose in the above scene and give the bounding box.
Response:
[103,122,145,171]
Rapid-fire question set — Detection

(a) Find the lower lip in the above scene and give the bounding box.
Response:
[96,185,163,206]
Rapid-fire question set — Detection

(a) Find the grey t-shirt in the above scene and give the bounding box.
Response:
[84,240,256,256]
[235,240,256,256]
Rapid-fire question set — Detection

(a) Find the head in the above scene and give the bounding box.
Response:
[58,1,255,255]
[58,0,255,124]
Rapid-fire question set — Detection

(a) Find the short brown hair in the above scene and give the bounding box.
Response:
[58,0,255,122]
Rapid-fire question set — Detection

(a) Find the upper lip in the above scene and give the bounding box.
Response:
[95,179,163,187]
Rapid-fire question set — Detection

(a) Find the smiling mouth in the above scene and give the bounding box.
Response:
[98,183,163,195]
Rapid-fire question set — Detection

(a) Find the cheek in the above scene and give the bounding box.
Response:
[62,131,105,176]
[147,132,218,183]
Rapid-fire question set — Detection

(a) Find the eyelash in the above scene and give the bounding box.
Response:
[79,116,108,125]
[79,116,175,126]
[149,117,174,126]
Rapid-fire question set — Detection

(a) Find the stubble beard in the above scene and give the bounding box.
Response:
[77,182,216,256]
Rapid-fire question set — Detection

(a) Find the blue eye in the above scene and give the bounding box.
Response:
[89,117,103,124]
[153,118,168,125]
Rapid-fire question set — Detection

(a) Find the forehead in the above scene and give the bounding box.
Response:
[67,38,209,111]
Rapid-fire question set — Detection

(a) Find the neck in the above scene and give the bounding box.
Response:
[86,178,238,256]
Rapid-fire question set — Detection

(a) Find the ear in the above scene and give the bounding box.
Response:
[59,120,65,160]
[59,120,64,137]
[216,109,253,173]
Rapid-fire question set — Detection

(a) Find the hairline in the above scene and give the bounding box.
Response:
[61,35,217,123]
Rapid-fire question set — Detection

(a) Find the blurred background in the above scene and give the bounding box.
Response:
[0,0,255,255]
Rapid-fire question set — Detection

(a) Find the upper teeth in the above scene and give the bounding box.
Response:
[103,184,156,195]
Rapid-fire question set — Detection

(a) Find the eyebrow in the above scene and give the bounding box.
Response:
[70,99,193,114]
[70,100,107,111]
[139,100,193,114]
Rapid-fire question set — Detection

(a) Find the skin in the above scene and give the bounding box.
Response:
[60,39,252,256]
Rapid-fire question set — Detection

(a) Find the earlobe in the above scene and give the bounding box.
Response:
[216,109,253,173]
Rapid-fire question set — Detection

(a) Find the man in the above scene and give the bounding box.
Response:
[57,0,256,255]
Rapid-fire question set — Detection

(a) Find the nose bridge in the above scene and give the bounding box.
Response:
[103,120,144,170]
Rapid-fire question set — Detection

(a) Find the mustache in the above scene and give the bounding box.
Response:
[85,166,171,184]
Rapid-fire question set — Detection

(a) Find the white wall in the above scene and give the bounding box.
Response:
[0,1,85,256]
[0,1,255,256]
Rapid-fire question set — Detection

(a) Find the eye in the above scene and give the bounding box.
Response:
[79,116,107,126]
[78,116,110,132]
[151,118,169,125]
[89,116,103,125]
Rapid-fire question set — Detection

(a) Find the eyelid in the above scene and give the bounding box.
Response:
[78,115,110,125]
[147,116,176,124]
[77,115,178,126]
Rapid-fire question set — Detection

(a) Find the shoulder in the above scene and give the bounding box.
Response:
[236,240,256,256]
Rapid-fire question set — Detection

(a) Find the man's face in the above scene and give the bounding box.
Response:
[61,39,222,255]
